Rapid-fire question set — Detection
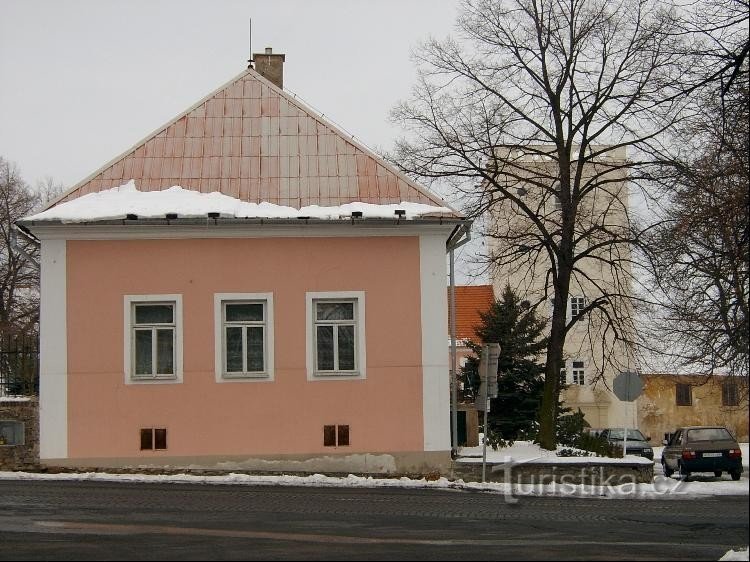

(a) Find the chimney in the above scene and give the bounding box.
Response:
[252,47,285,89]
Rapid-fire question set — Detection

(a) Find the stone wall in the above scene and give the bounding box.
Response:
[456,460,653,484]
[0,398,39,470]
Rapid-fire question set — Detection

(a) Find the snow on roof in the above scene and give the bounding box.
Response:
[24,180,456,224]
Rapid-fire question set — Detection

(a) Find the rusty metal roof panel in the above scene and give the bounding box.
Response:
[46,68,461,218]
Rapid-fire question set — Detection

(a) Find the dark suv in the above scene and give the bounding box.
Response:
[661,426,743,481]
[599,428,654,460]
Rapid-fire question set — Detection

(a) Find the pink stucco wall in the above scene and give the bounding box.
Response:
[65,236,424,459]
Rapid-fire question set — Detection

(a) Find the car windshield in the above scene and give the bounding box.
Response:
[687,428,734,442]
[607,429,647,441]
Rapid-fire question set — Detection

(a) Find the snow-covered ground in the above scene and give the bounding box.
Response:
[1,442,746,500]
[720,548,750,561]
[454,440,749,498]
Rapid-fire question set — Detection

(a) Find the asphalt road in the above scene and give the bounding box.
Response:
[0,480,747,561]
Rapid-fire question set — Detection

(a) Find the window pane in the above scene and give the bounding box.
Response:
[323,425,336,447]
[246,326,265,372]
[316,325,334,371]
[723,383,738,406]
[687,428,733,442]
[676,383,691,406]
[140,428,153,450]
[316,302,354,321]
[226,327,243,372]
[135,304,173,325]
[156,329,174,375]
[337,425,350,446]
[226,303,264,322]
[338,325,355,370]
[0,421,24,446]
[154,428,167,450]
[572,361,584,368]
[135,330,153,375]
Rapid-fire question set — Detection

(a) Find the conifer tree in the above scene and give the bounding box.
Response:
[461,284,548,441]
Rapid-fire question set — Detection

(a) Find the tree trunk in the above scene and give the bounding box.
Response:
[538,150,575,450]
[538,282,570,449]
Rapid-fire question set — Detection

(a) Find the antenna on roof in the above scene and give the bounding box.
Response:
[247,18,253,68]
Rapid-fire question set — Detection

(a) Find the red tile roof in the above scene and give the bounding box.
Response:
[449,285,495,342]
[48,66,458,215]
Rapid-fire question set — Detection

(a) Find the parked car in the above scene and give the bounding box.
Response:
[598,428,654,460]
[661,426,743,481]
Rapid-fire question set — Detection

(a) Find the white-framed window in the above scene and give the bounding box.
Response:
[571,360,586,385]
[306,291,366,380]
[214,293,274,382]
[559,367,567,386]
[124,295,183,384]
[570,296,586,319]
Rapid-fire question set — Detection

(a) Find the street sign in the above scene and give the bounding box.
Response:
[613,371,643,402]
[485,343,501,398]
[475,342,501,409]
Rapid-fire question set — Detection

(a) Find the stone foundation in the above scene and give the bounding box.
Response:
[0,398,39,470]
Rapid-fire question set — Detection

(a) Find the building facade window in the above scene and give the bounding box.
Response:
[124,295,183,384]
[140,428,167,450]
[315,301,356,372]
[306,291,366,380]
[323,424,350,447]
[722,382,739,407]
[676,383,692,406]
[571,360,585,385]
[559,368,567,386]
[0,420,24,446]
[214,293,274,382]
[570,296,586,319]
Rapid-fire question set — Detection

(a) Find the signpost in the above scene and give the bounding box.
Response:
[612,371,643,457]
[477,343,501,482]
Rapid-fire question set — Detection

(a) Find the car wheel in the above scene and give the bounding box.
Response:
[730,471,741,481]
[662,460,674,477]
[714,471,722,478]
[679,462,690,481]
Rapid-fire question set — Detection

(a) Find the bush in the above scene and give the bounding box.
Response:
[552,408,621,457]
[556,447,593,457]
[483,429,512,451]
[556,409,589,447]
[574,432,622,458]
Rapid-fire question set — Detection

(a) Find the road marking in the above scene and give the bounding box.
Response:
[31,521,737,549]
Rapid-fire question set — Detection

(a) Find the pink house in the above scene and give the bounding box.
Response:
[19,50,468,474]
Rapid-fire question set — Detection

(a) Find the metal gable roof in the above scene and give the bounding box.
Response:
[47,66,460,217]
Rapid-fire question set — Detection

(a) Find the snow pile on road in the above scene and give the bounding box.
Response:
[720,547,749,561]
[1,468,746,499]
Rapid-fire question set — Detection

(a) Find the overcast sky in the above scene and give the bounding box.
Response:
[0,0,488,283]
[0,0,459,187]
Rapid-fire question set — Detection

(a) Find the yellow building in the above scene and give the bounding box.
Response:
[637,374,749,444]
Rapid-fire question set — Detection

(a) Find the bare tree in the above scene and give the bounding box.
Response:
[35,176,66,207]
[0,157,41,336]
[390,0,700,448]
[644,1,748,388]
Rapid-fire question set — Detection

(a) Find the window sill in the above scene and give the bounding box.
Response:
[222,373,271,380]
[129,375,180,384]
[313,371,362,378]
